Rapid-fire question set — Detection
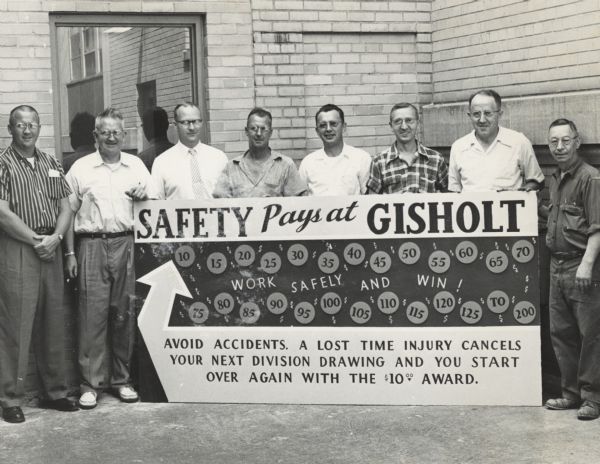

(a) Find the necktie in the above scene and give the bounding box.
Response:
[189,148,209,199]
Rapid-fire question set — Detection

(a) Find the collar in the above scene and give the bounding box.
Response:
[176,140,204,153]
[91,150,130,168]
[312,144,350,161]
[552,156,583,181]
[466,126,511,151]
[233,150,282,164]
[385,140,430,166]
[9,143,40,161]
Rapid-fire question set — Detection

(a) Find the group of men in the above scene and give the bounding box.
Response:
[0,88,599,423]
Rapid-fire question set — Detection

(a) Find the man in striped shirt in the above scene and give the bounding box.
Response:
[0,105,79,423]
[367,103,448,194]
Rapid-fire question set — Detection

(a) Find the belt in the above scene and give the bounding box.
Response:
[77,231,133,239]
[34,227,54,235]
[552,251,584,260]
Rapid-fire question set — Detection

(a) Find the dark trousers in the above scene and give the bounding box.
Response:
[77,235,135,393]
[549,256,600,403]
[0,234,68,408]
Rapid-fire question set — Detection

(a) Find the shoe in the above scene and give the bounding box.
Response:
[545,397,580,410]
[78,391,98,410]
[43,397,79,412]
[117,386,139,403]
[2,406,25,423]
[577,400,600,421]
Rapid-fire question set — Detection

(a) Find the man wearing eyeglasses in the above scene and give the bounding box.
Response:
[366,102,448,194]
[0,105,79,423]
[299,104,372,196]
[544,119,600,421]
[213,107,306,198]
[65,107,153,410]
[152,102,228,199]
[448,89,544,192]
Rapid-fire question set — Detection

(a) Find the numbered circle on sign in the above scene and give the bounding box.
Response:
[428,250,451,274]
[460,301,483,325]
[455,240,478,264]
[207,252,228,275]
[486,250,508,274]
[369,251,392,274]
[320,292,342,315]
[487,290,510,314]
[406,301,429,325]
[398,242,420,265]
[214,292,235,315]
[433,290,456,314]
[512,240,535,264]
[239,302,260,324]
[174,245,196,268]
[294,301,316,324]
[377,291,400,315]
[188,302,209,324]
[260,252,282,274]
[266,292,288,315]
[513,301,536,324]
[344,243,366,266]
[234,244,255,267]
[287,244,308,266]
[318,251,340,274]
[350,301,372,324]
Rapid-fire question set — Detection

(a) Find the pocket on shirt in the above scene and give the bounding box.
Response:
[560,204,585,232]
[45,177,64,199]
[418,177,435,193]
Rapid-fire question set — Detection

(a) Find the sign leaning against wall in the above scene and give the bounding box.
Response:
[134,191,541,406]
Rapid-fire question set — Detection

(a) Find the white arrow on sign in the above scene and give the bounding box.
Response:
[137,260,191,400]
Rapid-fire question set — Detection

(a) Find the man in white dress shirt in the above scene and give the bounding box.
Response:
[448,89,544,192]
[152,102,228,199]
[299,104,371,196]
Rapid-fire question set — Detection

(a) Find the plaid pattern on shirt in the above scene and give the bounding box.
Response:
[366,141,448,194]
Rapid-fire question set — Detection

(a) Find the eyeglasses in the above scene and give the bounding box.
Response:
[97,130,124,138]
[549,137,577,148]
[317,122,341,130]
[176,119,202,127]
[246,126,271,134]
[14,122,40,130]
[391,118,417,127]
[468,110,501,120]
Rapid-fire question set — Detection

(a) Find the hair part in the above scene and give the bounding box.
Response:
[173,102,201,122]
[9,105,40,126]
[389,102,419,121]
[468,89,502,109]
[247,107,272,127]
[315,104,345,125]
[549,118,579,137]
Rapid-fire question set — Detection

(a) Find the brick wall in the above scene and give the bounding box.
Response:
[251,0,433,158]
[425,0,600,147]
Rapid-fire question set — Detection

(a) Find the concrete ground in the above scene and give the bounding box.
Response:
[1,395,599,464]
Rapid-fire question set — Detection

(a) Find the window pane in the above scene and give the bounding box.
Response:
[70,30,80,58]
[55,24,196,169]
[71,57,82,81]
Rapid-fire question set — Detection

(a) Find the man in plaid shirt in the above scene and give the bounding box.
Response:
[367,103,448,194]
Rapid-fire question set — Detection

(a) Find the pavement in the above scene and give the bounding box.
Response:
[1,394,599,464]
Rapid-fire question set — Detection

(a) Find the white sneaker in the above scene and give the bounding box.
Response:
[117,386,139,403]
[79,391,97,409]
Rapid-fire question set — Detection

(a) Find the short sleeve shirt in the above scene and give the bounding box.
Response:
[0,144,71,230]
[213,151,307,198]
[546,158,600,254]
[448,127,544,192]
[366,141,448,194]
[299,144,372,196]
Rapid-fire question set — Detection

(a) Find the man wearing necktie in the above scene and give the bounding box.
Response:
[152,103,228,199]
